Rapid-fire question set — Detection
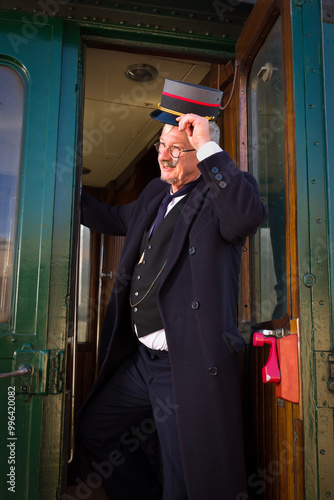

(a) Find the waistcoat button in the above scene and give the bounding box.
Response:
[208,366,218,376]
[189,246,196,255]
[191,301,199,310]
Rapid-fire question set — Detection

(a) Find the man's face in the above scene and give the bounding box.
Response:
[158,126,200,192]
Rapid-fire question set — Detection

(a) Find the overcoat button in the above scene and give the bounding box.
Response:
[191,301,199,310]
[215,173,223,181]
[219,180,227,189]
[208,366,218,376]
[211,167,219,174]
[189,246,196,255]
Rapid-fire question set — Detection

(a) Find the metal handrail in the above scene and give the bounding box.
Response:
[0,365,32,379]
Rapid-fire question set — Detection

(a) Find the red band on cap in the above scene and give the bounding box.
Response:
[162,91,220,108]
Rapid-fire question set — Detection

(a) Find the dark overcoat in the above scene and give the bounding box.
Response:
[81,150,267,499]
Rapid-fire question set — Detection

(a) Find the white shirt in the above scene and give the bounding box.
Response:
[138,141,223,350]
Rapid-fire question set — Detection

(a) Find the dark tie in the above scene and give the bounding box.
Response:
[149,177,201,238]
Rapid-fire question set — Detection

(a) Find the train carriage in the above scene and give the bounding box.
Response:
[0,0,333,498]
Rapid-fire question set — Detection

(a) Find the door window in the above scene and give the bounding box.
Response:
[247,17,287,322]
[0,65,24,323]
[78,225,92,343]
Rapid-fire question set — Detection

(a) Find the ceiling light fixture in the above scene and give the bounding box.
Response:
[124,64,158,82]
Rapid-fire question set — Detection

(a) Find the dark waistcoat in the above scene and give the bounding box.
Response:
[130,197,187,337]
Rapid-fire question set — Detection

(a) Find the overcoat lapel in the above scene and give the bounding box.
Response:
[161,178,208,283]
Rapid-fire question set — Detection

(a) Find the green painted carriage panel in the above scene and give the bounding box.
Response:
[292,1,334,498]
[323,21,334,351]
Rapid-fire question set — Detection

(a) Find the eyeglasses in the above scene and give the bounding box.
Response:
[154,141,195,159]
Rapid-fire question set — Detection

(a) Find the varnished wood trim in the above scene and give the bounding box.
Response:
[238,73,248,174]
[239,73,250,323]
[291,318,303,420]
[236,0,280,73]
[279,0,300,322]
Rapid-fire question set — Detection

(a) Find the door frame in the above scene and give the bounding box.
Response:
[39,21,82,498]
[61,16,245,498]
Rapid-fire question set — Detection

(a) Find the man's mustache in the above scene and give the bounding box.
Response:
[161,158,179,168]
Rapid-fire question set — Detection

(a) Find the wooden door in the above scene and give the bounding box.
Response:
[234,1,305,498]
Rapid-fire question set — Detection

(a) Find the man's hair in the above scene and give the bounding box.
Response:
[162,121,220,144]
[208,121,220,144]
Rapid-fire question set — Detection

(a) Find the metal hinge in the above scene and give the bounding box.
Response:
[8,343,65,395]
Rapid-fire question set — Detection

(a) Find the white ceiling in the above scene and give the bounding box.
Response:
[82,48,211,187]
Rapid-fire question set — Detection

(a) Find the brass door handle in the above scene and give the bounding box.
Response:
[0,365,33,379]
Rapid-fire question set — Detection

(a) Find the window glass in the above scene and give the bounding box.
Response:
[247,17,287,322]
[0,66,24,323]
[77,225,92,342]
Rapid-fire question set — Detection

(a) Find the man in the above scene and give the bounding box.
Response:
[77,79,267,499]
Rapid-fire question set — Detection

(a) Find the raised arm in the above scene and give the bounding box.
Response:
[198,151,267,242]
[177,113,267,242]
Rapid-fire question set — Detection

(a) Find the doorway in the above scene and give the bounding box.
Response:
[66,46,225,498]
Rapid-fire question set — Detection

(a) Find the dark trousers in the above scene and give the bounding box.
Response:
[76,344,188,500]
